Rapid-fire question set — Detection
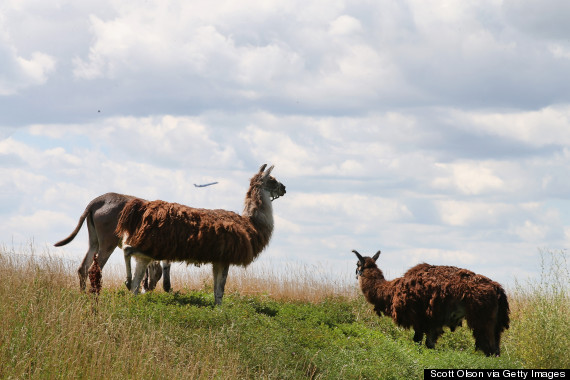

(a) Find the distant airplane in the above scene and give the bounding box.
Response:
[193,182,218,188]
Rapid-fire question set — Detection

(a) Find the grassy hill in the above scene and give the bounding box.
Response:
[0,247,567,379]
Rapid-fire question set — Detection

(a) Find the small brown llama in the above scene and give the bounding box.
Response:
[353,249,510,356]
[54,192,170,292]
[88,253,102,295]
[115,164,286,304]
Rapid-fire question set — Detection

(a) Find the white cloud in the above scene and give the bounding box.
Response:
[8,209,71,234]
[0,41,56,95]
[407,248,478,267]
[511,220,549,243]
[329,15,363,36]
[549,43,570,60]
[281,193,412,235]
[435,200,513,227]
[455,106,570,147]
[433,162,505,195]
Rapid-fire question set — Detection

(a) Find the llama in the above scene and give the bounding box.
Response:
[88,253,103,296]
[54,192,170,292]
[115,164,286,304]
[353,249,510,356]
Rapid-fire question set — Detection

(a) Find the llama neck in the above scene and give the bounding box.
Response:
[242,187,274,238]
[359,268,393,314]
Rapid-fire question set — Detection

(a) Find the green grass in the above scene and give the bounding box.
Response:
[0,247,567,379]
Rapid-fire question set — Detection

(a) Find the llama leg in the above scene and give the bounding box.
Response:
[162,260,172,292]
[468,311,497,356]
[469,317,496,356]
[472,327,495,356]
[130,255,152,295]
[494,322,503,356]
[493,330,501,356]
[212,262,230,305]
[123,247,133,290]
[425,327,443,349]
[413,330,424,344]
[142,268,149,291]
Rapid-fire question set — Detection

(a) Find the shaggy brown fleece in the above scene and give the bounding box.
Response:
[115,165,283,269]
[116,199,270,266]
[355,252,510,356]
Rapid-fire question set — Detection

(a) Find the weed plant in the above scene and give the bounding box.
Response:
[506,249,569,368]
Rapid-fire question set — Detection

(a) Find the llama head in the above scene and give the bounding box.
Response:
[144,261,163,291]
[257,164,286,201]
[353,249,381,278]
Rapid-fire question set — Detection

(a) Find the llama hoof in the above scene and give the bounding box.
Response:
[125,279,131,290]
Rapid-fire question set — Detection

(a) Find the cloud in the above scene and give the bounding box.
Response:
[435,200,515,227]
[503,0,570,40]
[329,15,363,36]
[453,105,570,147]
[1,0,569,126]
[432,162,505,195]
[0,39,56,95]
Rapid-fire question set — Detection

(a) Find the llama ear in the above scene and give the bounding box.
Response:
[372,250,381,261]
[259,164,268,173]
[264,165,274,177]
[352,250,364,262]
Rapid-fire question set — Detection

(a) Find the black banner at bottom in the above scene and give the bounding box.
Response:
[424,369,568,380]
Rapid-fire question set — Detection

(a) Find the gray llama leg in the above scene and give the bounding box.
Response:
[212,262,230,305]
[123,247,133,290]
[130,255,152,295]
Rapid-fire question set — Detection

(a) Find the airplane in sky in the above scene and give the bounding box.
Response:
[193,182,218,188]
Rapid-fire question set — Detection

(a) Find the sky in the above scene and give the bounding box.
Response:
[2,0,570,288]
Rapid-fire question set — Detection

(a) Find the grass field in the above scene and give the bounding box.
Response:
[0,246,568,379]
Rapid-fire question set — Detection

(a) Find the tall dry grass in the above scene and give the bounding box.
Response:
[103,259,358,302]
[0,246,358,379]
[0,246,247,379]
[505,249,569,368]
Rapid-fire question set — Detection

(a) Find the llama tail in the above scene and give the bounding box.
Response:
[497,286,510,331]
[54,206,91,247]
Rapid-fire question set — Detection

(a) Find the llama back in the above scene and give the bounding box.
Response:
[391,264,507,325]
[116,199,270,266]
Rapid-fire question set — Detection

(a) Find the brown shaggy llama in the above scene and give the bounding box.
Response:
[353,250,510,356]
[54,192,170,292]
[88,253,102,295]
[115,164,286,304]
